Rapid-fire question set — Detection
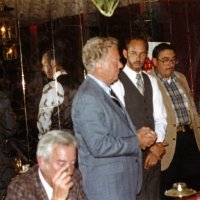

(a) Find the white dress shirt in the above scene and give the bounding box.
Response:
[112,65,167,142]
[38,168,53,200]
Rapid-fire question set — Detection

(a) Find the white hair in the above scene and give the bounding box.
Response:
[36,130,78,161]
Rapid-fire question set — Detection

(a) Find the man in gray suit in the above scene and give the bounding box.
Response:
[72,36,157,200]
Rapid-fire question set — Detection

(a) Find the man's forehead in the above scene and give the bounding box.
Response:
[159,49,175,57]
[42,53,48,60]
[128,44,147,52]
[41,54,48,63]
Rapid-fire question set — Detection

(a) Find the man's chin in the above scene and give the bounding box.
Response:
[132,65,142,72]
[111,79,118,84]
[114,74,120,82]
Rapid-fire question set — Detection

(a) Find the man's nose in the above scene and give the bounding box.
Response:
[41,66,45,72]
[135,54,140,61]
[169,61,174,67]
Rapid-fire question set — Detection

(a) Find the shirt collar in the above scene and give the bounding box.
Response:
[53,70,67,80]
[87,74,110,95]
[155,68,176,84]
[123,64,143,79]
[38,168,53,200]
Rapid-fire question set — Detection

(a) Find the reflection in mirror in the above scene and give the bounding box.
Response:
[15,0,86,165]
[1,0,87,178]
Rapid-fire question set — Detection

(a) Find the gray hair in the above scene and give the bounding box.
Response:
[36,130,78,161]
[82,36,118,73]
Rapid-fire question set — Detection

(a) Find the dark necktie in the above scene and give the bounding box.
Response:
[110,89,121,108]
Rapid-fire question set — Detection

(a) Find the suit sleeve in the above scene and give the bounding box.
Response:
[72,94,140,158]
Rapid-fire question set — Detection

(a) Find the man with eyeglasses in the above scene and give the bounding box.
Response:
[149,42,200,199]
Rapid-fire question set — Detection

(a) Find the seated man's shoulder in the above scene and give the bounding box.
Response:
[6,165,46,199]
[8,165,39,188]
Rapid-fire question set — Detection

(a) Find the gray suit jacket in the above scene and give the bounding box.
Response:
[72,76,142,200]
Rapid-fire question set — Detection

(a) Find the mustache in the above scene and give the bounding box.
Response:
[133,61,141,65]
[165,67,174,70]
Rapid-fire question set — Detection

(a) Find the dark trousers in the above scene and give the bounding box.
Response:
[137,151,161,200]
[161,129,200,200]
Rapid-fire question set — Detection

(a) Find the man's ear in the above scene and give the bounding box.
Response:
[37,156,46,169]
[122,49,128,59]
[50,59,56,68]
[152,58,157,67]
[96,61,103,72]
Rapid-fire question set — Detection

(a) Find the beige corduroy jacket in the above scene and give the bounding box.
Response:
[149,69,200,171]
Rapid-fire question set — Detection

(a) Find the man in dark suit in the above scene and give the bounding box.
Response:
[72,36,157,200]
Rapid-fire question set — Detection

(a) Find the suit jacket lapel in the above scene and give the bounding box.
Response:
[87,77,135,132]
[175,72,191,98]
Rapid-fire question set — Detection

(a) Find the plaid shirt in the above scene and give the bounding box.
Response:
[156,72,190,125]
[6,165,87,200]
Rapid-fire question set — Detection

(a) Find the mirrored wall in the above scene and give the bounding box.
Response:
[1,0,200,163]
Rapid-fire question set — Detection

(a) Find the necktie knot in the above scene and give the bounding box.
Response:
[109,88,121,108]
[136,73,144,95]
[110,88,116,97]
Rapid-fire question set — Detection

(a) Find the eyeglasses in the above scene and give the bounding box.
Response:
[158,58,178,65]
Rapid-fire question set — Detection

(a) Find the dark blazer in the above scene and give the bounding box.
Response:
[72,76,142,200]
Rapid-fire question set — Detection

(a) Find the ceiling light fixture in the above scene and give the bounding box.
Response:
[90,0,119,17]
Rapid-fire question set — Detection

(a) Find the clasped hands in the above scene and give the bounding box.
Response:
[136,127,169,169]
[136,127,157,150]
[144,141,169,169]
